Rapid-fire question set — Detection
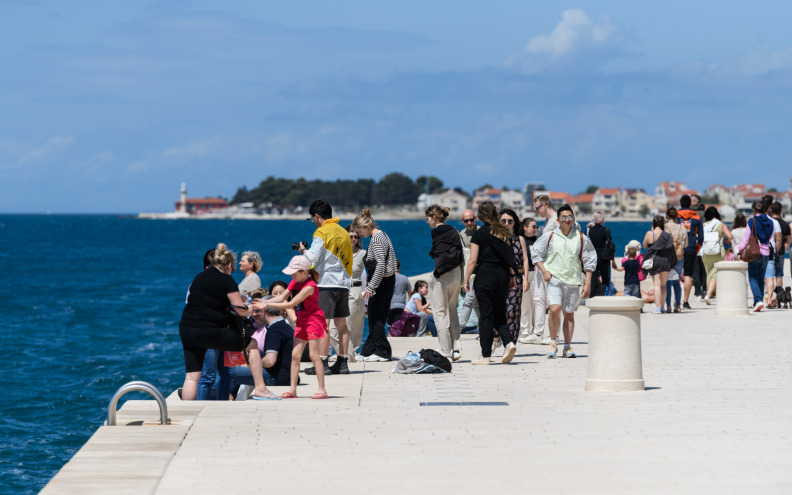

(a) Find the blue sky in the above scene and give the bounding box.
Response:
[2,1,792,213]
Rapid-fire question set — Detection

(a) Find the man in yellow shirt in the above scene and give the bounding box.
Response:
[530,205,597,358]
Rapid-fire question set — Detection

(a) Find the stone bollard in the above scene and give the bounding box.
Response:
[713,261,749,317]
[585,296,645,392]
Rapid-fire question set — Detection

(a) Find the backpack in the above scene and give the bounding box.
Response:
[701,220,721,256]
[388,311,421,337]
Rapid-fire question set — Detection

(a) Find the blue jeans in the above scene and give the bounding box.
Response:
[196,349,232,401]
[427,314,437,337]
[228,364,276,387]
[624,284,641,298]
[666,260,683,308]
[747,255,769,304]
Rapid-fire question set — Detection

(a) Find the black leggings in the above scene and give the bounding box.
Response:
[179,325,245,373]
[474,266,512,357]
[360,275,395,359]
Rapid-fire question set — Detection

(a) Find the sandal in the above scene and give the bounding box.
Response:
[280,391,298,399]
[250,392,281,401]
[311,392,329,400]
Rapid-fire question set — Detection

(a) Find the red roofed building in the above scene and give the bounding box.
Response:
[654,181,699,211]
[175,197,228,214]
[569,193,594,214]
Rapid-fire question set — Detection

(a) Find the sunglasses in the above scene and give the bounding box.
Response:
[559,215,574,221]
[501,219,514,224]
[462,219,476,223]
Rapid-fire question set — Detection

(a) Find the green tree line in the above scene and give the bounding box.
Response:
[231,173,458,208]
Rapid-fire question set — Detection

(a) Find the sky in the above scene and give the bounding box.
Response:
[2,1,792,213]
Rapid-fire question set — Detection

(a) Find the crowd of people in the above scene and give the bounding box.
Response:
[176,194,790,400]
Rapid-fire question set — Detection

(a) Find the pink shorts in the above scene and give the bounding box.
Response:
[294,318,327,341]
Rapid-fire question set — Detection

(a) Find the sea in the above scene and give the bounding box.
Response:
[0,214,667,493]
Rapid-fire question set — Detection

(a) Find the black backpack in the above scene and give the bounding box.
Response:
[419,349,452,373]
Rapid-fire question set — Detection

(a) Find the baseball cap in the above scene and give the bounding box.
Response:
[282,255,311,275]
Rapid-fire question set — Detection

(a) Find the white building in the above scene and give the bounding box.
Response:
[416,190,468,216]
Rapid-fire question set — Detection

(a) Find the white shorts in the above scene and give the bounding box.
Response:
[547,277,580,314]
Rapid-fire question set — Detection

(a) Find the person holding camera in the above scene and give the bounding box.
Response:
[299,199,354,375]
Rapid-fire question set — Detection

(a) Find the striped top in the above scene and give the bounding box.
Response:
[365,230,397,290]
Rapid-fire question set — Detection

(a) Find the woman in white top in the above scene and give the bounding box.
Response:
[701,206,733,304]
[238,251,262,301]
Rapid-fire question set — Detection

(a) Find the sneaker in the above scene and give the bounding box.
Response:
[519,334,543,345]
[452,349,462,362]
[541,337,552,345]
[471,355,491,365]
[547,342,558,358]
[502,342,517,364]
[753,301,764,312]
[683,302,692,310]
[563,346,576,358]
[704,296,712,306]
[328,359,349,375]
[354,353,364,362]
[492,340,503,356]
[674,306,681,313]
[364,354,389,362]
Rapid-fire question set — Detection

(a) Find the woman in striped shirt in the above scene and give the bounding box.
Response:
[354,209,397,361]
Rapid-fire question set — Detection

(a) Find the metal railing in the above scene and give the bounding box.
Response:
[106,381,171,426]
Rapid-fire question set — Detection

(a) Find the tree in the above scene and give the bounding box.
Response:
[639,204,650,217]
[769,187,778,193]
[453,187,471,199]
[375,172,421,206]
[478,183,493,191]
[416,175,444,194]
[586,185,599,194]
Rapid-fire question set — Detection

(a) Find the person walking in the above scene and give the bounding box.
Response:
[664,207,688,313]
[518,218,538,343]
[458,209,480,331]
[770,202,791,293]
[642,215,677,314]
[329,226,366,362]
[677,195,704,309]
[531,205,597,358]
[700,206,733,305]
[354,209,397,361]
[501,208,530,344]
[300,200,354,375]
[464,201,518,365]
[426,205,465,361]
[524,194,558,345]
[736,202,775,311]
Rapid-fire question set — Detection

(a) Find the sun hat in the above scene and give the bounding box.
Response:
[282,255,311,275]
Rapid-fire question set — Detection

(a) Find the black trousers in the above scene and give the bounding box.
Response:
[693,257,707,296]
[360,275,395,359]
[474,266,512,357]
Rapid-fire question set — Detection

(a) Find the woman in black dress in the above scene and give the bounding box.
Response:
[463,201,518,365]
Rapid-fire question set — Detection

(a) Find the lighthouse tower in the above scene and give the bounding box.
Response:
[179,183,187,213]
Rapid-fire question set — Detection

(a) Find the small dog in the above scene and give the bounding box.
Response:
[774,286,792,309]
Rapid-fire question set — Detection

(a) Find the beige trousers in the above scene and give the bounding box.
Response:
[519,270,535,337]
[329,285,365,360]
[428,266,462,357]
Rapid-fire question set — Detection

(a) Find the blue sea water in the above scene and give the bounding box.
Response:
[0,215,653,493]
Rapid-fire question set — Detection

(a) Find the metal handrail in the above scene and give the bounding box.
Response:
[106,381,171,426]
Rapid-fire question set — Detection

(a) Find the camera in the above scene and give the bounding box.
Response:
[291,242,308,251]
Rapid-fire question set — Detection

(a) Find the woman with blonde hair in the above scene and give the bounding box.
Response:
[464,201,518,365]
[179,243,277,400]
[425,204,465,361]
[238,251,262,301]
[354,209,397,361]
[642,216,677,314]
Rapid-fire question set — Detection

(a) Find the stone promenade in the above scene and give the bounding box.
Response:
[43,281,792,494]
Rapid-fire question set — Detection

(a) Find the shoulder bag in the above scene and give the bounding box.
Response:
[739,225,760,263]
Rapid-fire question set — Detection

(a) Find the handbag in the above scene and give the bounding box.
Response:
[739,229,760,263]
[226,305,256,353]
[641,255,654,270]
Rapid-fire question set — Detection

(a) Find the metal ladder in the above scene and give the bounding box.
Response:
[106,380,171,426]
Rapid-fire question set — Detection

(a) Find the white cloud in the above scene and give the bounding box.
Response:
[505,9,625,74]
[1,135,74,170]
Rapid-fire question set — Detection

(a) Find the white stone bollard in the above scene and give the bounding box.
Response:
[585,296,645,392]
[714,261,749,317]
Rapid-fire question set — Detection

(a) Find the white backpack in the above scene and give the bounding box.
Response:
[702,220,721,255]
